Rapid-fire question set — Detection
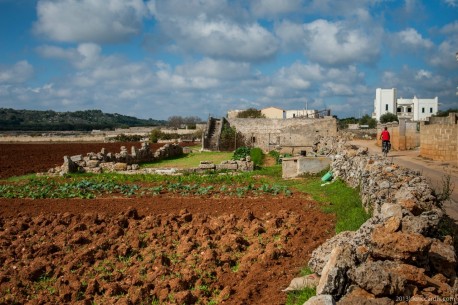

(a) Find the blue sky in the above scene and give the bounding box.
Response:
[0,0,457,120]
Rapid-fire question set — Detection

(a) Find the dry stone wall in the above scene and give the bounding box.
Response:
[51,143,183,175]
[48,143,254,175]
[305,137,457,304]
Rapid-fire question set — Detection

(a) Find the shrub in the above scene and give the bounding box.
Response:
[220,126,247,151]
[380,112,398,123]
[236,108,265,118]
[232,146,250,160]
[111,134,143,142]
[250,147,264,167]
[268,150,280,164]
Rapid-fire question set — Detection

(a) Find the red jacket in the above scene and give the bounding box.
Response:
[381,130,390,141]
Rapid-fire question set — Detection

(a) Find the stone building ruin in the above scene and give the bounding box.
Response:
[202,116,338,154]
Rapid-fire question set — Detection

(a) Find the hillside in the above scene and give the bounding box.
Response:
[0,108,166,131]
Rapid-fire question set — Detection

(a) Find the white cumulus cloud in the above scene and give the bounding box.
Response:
[34,0,149,43]
[0,61,34,84]
[159,16,278,61]
[276,19,381,66]
[37,43,102,69]
[395,28,433,49]
[251,0,303,17]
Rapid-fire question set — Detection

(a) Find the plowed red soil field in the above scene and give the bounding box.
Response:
[0,142,335,305]
[0,142,191,179]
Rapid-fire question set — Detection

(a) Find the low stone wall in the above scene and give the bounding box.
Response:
[305,139,457,304]
[50,143,183,174]
[48,143,254,175]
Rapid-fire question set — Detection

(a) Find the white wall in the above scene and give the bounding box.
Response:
[373,88,396,121]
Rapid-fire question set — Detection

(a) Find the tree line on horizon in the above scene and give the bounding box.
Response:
[0,108,167,131]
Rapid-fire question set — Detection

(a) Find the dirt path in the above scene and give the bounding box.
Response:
[349,139,458,222]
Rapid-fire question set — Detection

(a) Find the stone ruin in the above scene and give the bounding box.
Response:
[47,143,254,175]
[301,137,457,304]
[49,143,183,175]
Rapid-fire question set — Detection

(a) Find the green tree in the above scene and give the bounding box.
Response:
[236,108,266,118]
[380,112,398,123]
[338,117,358,129]
[219,126,247,151]
[359,114,377,128]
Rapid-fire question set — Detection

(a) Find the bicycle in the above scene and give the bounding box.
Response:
[382,141,391,157]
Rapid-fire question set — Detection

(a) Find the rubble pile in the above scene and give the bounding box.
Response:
[49,143,183,175]
[47,143,254,175]
[306,139,457,304]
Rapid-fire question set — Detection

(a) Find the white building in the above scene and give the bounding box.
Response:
[397,96,438,121]
[372,88,438,122]
[285,109,318,118]
[373,88,397,121]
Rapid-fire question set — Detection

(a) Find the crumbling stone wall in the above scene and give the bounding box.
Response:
[420,113,457,165]
[228,117,337,154]
[54,143,183,174]
[49,144,254,175]
[305,138,457,304]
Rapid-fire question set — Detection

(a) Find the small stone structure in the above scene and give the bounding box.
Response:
[303,137,457,304]
[282,156,331,179]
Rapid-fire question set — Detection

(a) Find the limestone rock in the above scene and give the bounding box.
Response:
[86,160,100,168]
[114,162,128,171]
[337,285,395,305]
[282,274,320,291]
[370,226,432,264]
[316,245,355,297]
[349,260,422,297]
[401,209,442,236]
[303,295,335,305]
[308,231,355,275]
[428,239,457,278]
[61,156,78,174]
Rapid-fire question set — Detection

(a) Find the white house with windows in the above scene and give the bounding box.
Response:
[372,88,438,122]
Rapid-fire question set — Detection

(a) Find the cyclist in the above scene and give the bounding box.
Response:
[380,126,391,155]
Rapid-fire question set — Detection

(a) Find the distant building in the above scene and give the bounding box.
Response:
[285,109,318,118]
[228,106,327,120]
[261,107,285,119]
[372,88,438,122]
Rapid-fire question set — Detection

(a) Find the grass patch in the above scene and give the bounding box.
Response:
[141,151,233,169]
[285,288,316,305]
[291,177,370,233]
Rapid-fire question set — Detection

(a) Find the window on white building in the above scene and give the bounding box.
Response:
[422,107,425,113]
[385,104,388,111]
[397,107,401,112]
[430,108,433,113]
[407,108,412,113]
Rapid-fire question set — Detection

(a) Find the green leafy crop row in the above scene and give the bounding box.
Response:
[0,177,291,199]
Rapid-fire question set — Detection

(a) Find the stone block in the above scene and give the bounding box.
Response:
[114,163,128,171]
[216,163,238,170]
[198,163,216,170]
[70,155,83,162]
[86,160,100,168]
